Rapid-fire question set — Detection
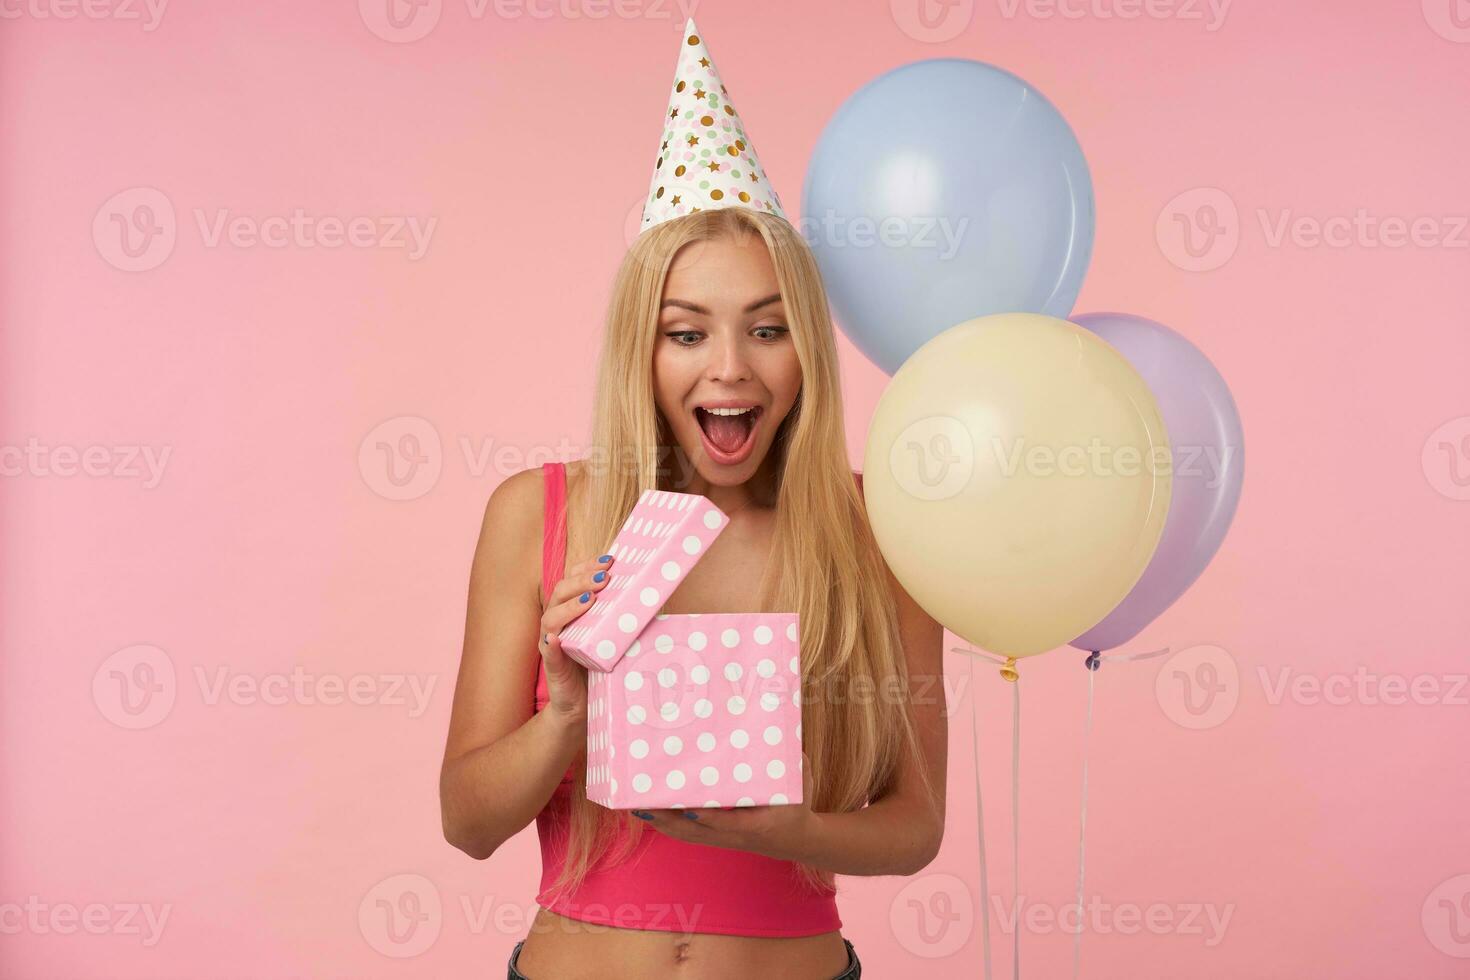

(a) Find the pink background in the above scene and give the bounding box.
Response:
[3,1,1467,977]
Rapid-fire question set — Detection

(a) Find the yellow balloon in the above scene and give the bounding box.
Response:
[862,313,1172,658]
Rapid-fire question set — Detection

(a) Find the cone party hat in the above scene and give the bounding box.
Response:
[638,18,788,235]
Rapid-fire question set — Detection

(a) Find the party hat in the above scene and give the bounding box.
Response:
[638,18,787,235]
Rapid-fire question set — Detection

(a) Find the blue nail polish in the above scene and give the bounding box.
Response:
[682,810,699,821]
[580,592,591,603]
[633,810,653,821]
[598,554,612,563]
[593,571,606,582]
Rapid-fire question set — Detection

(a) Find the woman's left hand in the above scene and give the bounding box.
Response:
[630,752,819,863]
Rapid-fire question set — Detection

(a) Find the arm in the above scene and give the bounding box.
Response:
[439,468,584,860]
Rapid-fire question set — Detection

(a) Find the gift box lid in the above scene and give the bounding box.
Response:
[556,488,729,671]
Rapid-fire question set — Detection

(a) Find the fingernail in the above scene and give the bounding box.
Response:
[579,592,591,603]
[632,810,653,820]
[593,571,606,583]
[598,554,612,563]
[682,811,699,821]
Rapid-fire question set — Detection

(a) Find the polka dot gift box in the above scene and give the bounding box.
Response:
[556,488,730,672]
[584,612,804,810]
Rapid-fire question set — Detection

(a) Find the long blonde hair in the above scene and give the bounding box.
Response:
[546,206,938,899]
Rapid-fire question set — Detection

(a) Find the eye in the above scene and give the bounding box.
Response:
[753,325,789,341]
[664,330,703,347]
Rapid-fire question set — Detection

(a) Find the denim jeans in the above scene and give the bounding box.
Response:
[508,937,861,979]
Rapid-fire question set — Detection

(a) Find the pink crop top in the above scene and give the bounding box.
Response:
[531,460,842,937]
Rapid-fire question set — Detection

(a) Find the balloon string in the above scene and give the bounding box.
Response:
[1072,653,1098,980]
[969,655,994,980]
[1010,674,1021,980]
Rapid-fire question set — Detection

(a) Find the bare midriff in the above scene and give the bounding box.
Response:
[513,908,849,980]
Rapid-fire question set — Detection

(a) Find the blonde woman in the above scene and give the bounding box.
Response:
[440,205,948,979]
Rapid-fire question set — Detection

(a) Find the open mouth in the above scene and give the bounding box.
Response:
[694,405,763,464]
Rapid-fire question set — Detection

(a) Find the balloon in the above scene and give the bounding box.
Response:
[862,313,1171,658]
[802,58,1094,375]
[1068,313,1244,652]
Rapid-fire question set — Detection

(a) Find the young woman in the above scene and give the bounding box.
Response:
[440,206,948,979]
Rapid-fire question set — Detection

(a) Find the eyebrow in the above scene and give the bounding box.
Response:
[660,292,783,315]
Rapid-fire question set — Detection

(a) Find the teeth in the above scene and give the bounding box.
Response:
[700,407,755,416]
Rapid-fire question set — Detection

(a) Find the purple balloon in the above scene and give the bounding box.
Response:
[1069,313,1244,653]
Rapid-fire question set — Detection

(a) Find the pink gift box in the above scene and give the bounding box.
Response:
[557,489,729,672]
[584,611,804,810]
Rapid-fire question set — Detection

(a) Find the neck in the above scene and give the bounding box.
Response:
[673,449,780,515]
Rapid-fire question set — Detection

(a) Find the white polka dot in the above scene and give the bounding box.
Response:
[696,732,716,751]
[666,770,686,790]
[663,735,683,755]
[597,640,617,661]
[700,766,719,786]
[689,632,707,651]
[654,634,675,654]
[640,587,661,607]
[627,640,642,659]
[627,705,646,724]
[610,777,618,794]
[767,759,785,778]
[738,796,755,806]
[703,511,722,529]
[618,613,639,633]
[792,689,801,706]
[733,763,752,783]
[624,672,644,691]
[729,729,749,749]
[789,656,799,674]
[795,722,802,738]
[690,664,710,684]
[694,698,713,718]
[721,629,741,648]
[661,561,682,580]
[682,535,702,555]
[761,692,781,712]
[786,622,797,641]
[770,793,788,805]
[630,739,649,759]
[660,702,680,722]
[757,658,775,677]
[633,773,652,792]
[753,625,773,645]
[724,663,743,681]
[763,725,782,745]
[658,667,677,688]
[726,695,746,715]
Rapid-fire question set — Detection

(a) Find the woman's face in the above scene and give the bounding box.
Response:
[652,231,802,486]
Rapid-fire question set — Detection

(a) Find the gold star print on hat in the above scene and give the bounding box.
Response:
[639,18,788,235]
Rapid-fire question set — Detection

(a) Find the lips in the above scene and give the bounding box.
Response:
[694,406,763,465]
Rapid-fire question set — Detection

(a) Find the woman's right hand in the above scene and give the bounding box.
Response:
[537,553,615,726]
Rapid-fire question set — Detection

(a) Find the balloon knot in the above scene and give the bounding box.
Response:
[1000,656,1019,683]
[1085,651,1101,671]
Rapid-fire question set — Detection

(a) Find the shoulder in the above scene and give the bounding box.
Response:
[477,464,549,553]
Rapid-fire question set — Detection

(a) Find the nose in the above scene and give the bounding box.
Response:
[705,329,752,383]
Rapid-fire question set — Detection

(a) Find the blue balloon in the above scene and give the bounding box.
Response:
[801,59,1095,375]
